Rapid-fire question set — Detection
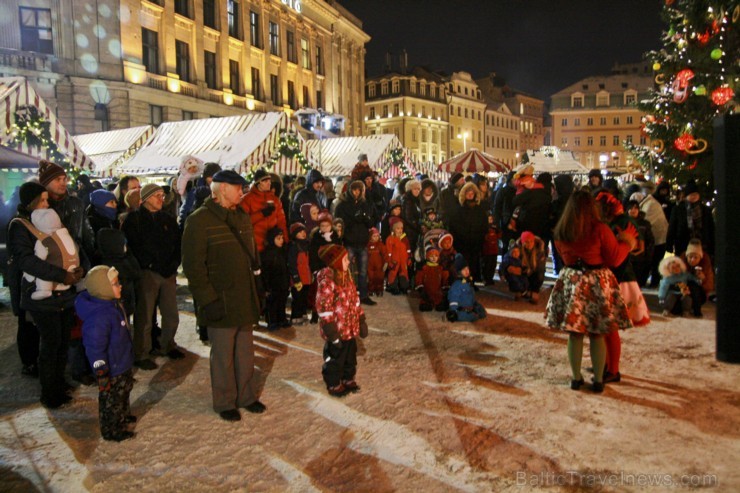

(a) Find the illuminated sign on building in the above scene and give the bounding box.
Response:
[281,0,302,13]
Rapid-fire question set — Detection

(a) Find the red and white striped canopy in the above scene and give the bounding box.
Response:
[437,149,510,174]
[0,77,93,170]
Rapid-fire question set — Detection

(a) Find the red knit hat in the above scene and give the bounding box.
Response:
[317,211,333,225]
[369,227,380,237]
[389,216,403,228]
[38,160,66,187]
[318,244,347,270]
[289,222,307,238]
[520,231,535,243]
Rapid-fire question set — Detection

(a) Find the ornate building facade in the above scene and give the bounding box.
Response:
[363,64,449,165]
[1,0,368,136]
[550,73,653,171]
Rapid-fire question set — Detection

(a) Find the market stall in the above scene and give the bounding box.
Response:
[437,148,511,176]
[118,112,312,176]
[517,146,589,175]
[73,125,155,177]
[305,134,415,178]
[0,77,93,171]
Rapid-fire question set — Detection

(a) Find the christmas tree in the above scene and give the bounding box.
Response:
[626,0,739,194]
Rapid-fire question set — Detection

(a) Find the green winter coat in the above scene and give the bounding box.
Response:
[182,198,261,328]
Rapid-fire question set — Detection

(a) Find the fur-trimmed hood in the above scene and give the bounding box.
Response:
[458,182,481,206]
[269,172,283,199]
[659,256,687,278]
[420,178,439,202]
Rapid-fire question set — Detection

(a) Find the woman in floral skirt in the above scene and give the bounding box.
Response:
[546,190,636,393]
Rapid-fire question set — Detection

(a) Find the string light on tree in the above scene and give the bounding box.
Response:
[244,130,313,183]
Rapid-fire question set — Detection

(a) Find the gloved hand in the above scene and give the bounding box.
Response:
[203,299,226,322]
[64,267,84,285]
[262,202,276,217]
[294,282,303,292]
[96,368,111,393]
[359,315,368,338]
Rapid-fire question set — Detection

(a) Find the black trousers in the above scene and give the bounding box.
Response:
[16,310,39,367]
[665,282,706,315]
[482,254,498,284]
[649,244,667,287]
[322,338,357,388]
[266,289,289,326]
[29,308,76,401]
[291,286,308,319]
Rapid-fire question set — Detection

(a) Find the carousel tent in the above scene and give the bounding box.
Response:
[305,134,411,177]
[73,125,154,177]
[118,112,311,175]
[437,148,510,174]
[0,77,93,170]
[518,146,589,174]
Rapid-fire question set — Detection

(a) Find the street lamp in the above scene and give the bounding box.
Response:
[457,131,469,152]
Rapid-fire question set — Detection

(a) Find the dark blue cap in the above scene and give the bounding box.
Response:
[212,170,247,186]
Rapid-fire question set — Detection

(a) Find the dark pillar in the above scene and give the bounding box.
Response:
[714,114,740,363]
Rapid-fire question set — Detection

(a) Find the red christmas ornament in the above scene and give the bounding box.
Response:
[711,86,735,105]
[688,160,698,170]
[672,69,695,103]
[697,30,711,45]
[666,0,675,5]
[674,133,693,151]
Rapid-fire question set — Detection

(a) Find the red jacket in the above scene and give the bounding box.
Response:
[386,234,410,268]
[367,240,387,278]
[316,267,364,341]
[415,262,449,305]
[240,188,288,252]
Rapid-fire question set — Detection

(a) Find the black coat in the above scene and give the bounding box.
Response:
[290,169,327,223]
[666,201,715,256]
[334,191,375,248]
[511,188,553,239]
[449,201,488,255]
[401,191,422,251]
[7,209,76,313]
[261,244,290,294]
[121,206,181,278]
[49,194,95,269]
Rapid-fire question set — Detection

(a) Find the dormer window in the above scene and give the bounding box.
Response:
[596,90,610,107]
[368,83,376,97]
[624,89,637,105]
[572,92,584,108]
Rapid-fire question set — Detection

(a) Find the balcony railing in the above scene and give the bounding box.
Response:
[148,73,167,91]
[0,48,53,72]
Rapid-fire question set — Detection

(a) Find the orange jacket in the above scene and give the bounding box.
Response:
[240,188,288,252]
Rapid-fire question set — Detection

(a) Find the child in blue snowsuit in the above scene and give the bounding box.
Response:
[446,254,486,322]
[499,244,529,298]
[76,266,136,442]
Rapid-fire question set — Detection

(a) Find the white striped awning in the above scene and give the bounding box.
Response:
[73,125,154,177]
[305,134,409,177]
[0,76,93,170]
[519,147,589,175]
[119,112,310,175]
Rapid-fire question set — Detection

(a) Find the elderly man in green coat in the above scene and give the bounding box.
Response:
[182,170,266,422]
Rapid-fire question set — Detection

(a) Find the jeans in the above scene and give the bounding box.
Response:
[346,245,369,299]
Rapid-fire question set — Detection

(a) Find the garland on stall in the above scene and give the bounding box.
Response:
[4,105,83,184]
[244,130,313,183]
[385,147,413,178]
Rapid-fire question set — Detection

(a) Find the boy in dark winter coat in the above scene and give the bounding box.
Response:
[262,227,291,330]
[482,214,501,285]
[97,228,141,318]
[288,223,311,324]
[447,254,486,322]
[76,266,136,442]
[316,244,368,397]
[499,245,529,299]
[415,246,449,311]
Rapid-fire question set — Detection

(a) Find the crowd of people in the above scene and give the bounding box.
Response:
[2,152,715,439]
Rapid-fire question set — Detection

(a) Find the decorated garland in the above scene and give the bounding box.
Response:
[5,105,70,164]
[385,147,413,178]
[4,105,85,185]
[244,130,313,183]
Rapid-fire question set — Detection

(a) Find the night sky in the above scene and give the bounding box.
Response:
[338,0,665,102]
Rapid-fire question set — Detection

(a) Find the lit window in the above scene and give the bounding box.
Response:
[269,22,280,56]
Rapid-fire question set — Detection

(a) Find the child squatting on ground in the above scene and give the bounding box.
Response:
[658,256,703,317]
[316,244,368,397]
[446,254,487,322]
[76,266,136,442]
